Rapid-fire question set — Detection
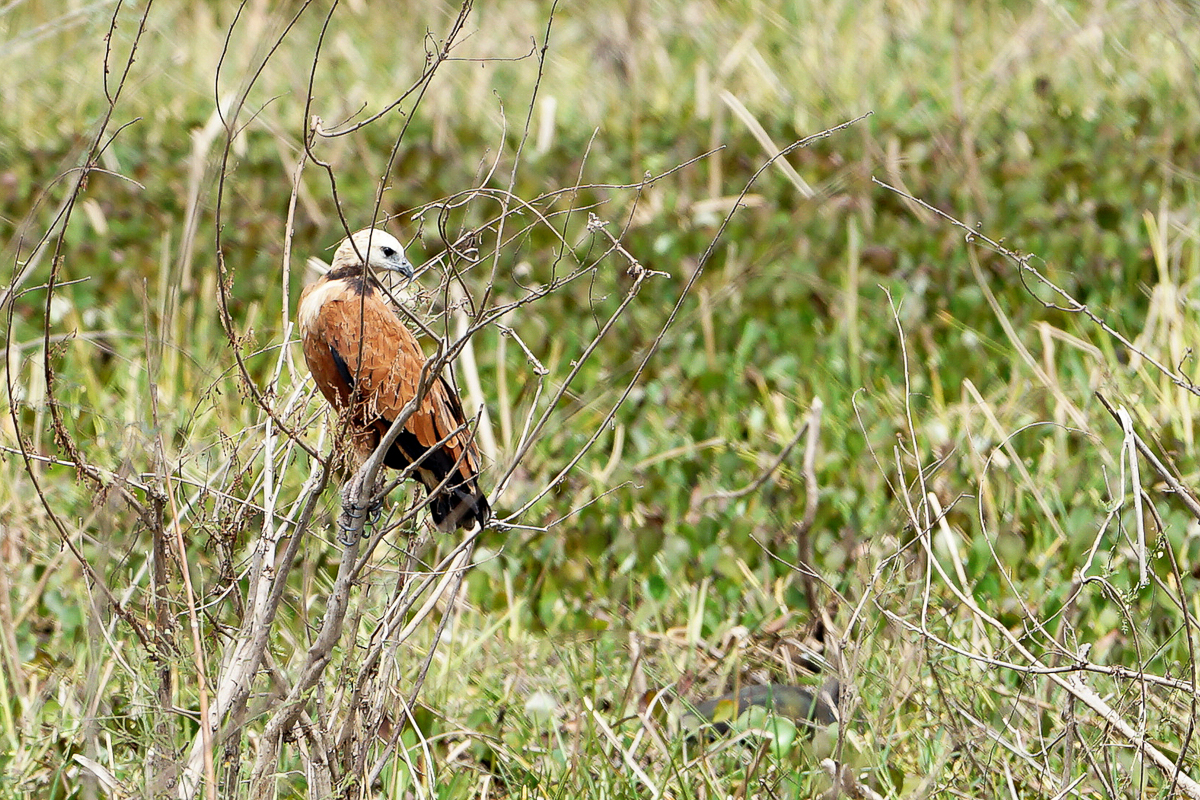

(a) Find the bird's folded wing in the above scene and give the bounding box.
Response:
[319,295,480,476]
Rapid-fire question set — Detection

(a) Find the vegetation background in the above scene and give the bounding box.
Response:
[3,0,1200,797]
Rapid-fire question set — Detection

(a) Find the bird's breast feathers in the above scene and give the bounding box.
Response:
[298,277,426,412]
[297,278,345,337]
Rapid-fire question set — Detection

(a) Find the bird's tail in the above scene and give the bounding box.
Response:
[419,468,491,532]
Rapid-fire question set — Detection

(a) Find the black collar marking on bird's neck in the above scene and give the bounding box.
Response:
[325,264,384,296]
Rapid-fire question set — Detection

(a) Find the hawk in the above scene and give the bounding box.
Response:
[297,228,490,534]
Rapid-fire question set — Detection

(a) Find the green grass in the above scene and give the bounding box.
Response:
[4,0,1200,797]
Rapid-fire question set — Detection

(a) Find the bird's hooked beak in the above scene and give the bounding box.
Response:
[375,251,417,304]
[378,250,415,281]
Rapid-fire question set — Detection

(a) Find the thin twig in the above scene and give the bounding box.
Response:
[1096,391,1200,523]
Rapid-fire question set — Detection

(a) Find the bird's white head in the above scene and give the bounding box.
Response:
[332,228,413,278]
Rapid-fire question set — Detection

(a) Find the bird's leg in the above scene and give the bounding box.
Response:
[364,474,387,525]
[337,469,369,546]
[338,469,388,545]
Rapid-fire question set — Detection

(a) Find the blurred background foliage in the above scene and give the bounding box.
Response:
[4,0,1200,796]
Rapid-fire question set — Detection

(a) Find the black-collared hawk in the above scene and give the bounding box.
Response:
[297,228,490,532]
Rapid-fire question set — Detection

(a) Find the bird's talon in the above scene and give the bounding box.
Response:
[337,496,386,546]
[337,504,365,546]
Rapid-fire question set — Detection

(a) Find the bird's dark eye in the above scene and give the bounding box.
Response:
[381,246,396,258]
